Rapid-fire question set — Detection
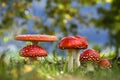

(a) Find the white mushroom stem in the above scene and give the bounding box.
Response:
[87,63,94,72]
[75,49,81,68]
[67,49,73,72]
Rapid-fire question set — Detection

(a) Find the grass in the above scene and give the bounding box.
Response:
[0,53,120,80]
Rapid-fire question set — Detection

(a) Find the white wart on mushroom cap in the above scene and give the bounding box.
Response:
[80,49,101,63]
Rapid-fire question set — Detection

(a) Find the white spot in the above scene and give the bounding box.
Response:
[90,56,93,58]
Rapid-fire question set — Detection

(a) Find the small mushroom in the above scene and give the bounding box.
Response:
[80,49,101,71]
[98,59,111,69]
[58,36,82,72]
[15,34,58,45]
[20,45,47,62]
[74,35,88,68]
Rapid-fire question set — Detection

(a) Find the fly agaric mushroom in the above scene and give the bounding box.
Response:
[58,36,83,72]
[15,34,57,62]
[15,34,58,45]
[98,59,111,69]
[80,49,101,71]
[74,35,88,68]
[20,45,47,62]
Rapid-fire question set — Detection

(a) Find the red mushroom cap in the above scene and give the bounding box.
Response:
[20,45,48,57]
[80,49,101,63]
[74,35,88,49]
[98,59,111,68]
[15,34,58,42]
[58,36,84,49]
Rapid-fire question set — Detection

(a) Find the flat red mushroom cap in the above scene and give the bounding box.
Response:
[58,36,83,49]
[15,34,58,42]
[80,49,101,63]
[98,59,111,68]
[74,35,88,49]
[20,45,48,57]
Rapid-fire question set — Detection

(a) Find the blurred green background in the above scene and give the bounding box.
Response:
[0,0,120,59]
[0,0,120,80]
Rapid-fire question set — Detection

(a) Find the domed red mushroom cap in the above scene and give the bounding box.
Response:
[74,35,88,49]
[80,49,101,63]
[15,34,58,42]
[20,45,48,57]
[98,59,111,68]
[58,36,83,49]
